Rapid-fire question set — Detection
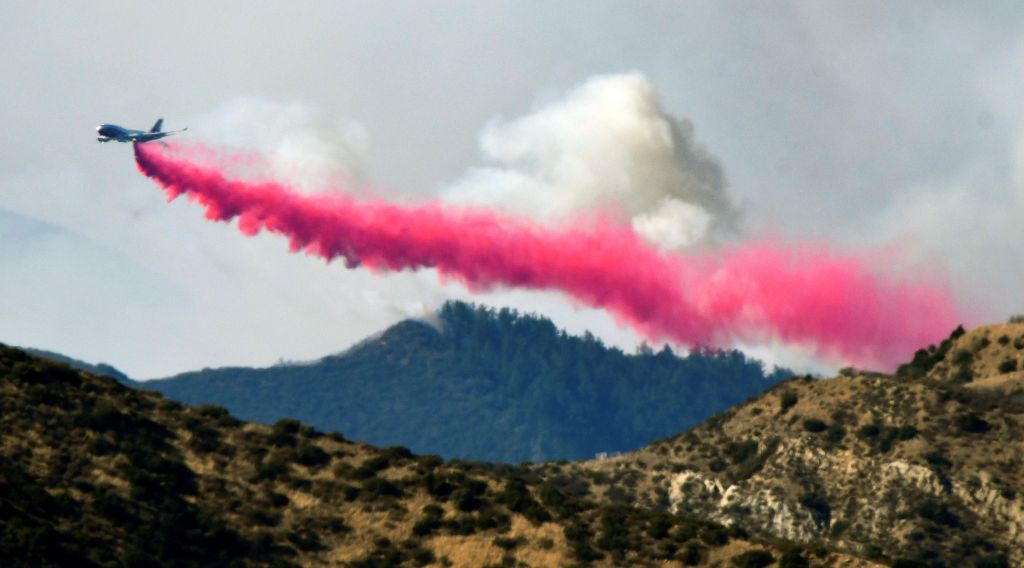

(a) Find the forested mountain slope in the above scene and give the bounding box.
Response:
[146,301,790,462]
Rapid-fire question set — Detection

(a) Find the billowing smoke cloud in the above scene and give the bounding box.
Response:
[187,99,371,194]
[444,73,740,249]
[134,141,959,369]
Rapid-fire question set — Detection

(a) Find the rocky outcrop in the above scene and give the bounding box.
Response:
[664,437,1024,564]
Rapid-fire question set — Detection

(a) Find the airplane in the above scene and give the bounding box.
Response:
[96,119,187,143]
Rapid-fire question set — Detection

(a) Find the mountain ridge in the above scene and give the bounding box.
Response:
[20,346,134,385]
[142,301,791,463]
[533,322,1024,567]
[0,341,867,567]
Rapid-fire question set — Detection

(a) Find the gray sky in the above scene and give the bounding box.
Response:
[2,1,1023,378]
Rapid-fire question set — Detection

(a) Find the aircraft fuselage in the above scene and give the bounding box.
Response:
[96,120,185,143]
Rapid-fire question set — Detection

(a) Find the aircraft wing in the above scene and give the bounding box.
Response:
[131,127,188,142]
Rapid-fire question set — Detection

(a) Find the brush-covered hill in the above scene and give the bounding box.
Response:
[539,323,1024,567]
[0,343,873,567]
[144,301,790,463]
[21,347,134,385]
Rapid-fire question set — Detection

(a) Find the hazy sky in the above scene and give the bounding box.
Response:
[2,1,1024,378]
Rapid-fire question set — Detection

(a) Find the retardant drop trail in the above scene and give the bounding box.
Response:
[134,141,961,369]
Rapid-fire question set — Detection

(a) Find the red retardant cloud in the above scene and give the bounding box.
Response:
[135,141,960,370]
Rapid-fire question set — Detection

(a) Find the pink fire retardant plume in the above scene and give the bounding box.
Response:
[134,141,961,370]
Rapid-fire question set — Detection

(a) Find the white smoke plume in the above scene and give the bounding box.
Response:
[187,99,371,194]
[444,73,741,249]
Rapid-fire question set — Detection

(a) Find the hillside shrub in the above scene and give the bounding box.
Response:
[409,546,435,566]
[802,419,828,433]
[925,451,952,469]
[956,413,991,434]
[896,425,919,440]
[857,422,917,452]
[953,349,973,366]
[903,331,964,377]
[492,536,521,550]
[474,509,511,532]
[725,440,759,464]
[829,409,851,424]
[422,472,455,500]
[891,559,928,568]
[952,366,974,383]
[89,436,116,456]
[269,419,300,447]
[24,383,66,407]
[779,390,798,413]
[700,524,729,546]
[595,507,634,558]
[362,477,402,498]
[678,543,702,565]
[186,421,222,454]
[829,521,849,538]
[294,444,330,468]
[445,514,476,536]
[778,547,809,568]
[286,528,322,552]
[244,508,281,527]
[825,424,846,445]
[646,514,673,539]
[564,522,602,562]
[412,505,444,536]
[498,478,550,525]
[196,404,239,427]
[354,455,391,479]
[877,426,909,453]
[267,491,289,507]
[974,554,1010,568]
[730,549,774,567]
[255,452,291,481]
[799,492,831,527]
[673,522,699,542]
[856,421,880,440]
[539,482,584,518]
[416,454,443,470]
[735,437,779,480]
[915,499,961,528]
[452,487,483,512]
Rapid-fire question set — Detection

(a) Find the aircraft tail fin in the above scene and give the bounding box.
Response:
[150,118,164,133]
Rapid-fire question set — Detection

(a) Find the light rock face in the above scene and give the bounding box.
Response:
[664,438,1024,564]
[670,468,819,541]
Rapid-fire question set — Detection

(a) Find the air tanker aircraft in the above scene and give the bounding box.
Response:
[96,119,187,143]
